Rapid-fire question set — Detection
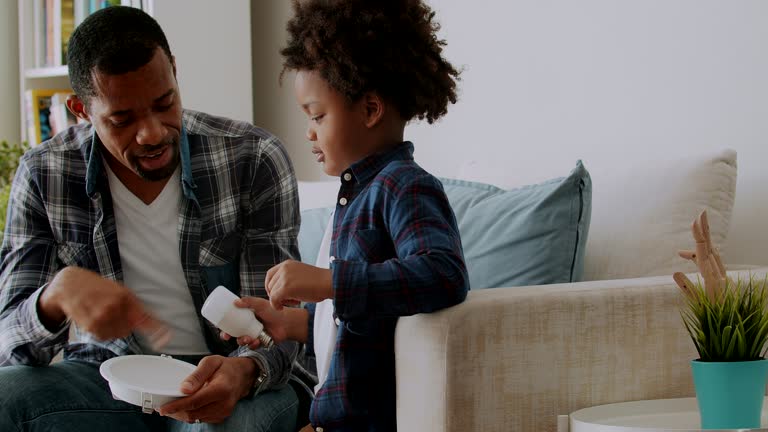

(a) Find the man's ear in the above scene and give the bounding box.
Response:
[171,55,177,78]
[361,92,385,129]
[66,95,90,123]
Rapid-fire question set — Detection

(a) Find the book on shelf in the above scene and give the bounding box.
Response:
[59,0,75,66]
[32,0,145,69]
[49,92,82,137]
[25,89,74,146]
[33,0,46,68]
[45,0,54,67]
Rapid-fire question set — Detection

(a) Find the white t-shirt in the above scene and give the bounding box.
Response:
[106,164,210,355]
[313,212,338,393]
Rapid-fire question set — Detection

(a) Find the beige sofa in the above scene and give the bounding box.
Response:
[395,267,768,431]
[297,149,766,431]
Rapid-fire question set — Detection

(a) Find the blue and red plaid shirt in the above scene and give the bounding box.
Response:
[305,142,469,431]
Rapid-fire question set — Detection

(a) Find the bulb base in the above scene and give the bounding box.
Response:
[257,332,274,349]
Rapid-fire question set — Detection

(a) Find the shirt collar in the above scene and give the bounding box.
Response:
[346,141,415,185]
[85,123,196,200]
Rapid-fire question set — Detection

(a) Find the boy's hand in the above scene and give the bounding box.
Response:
[220,297,288,350]
[265,260,333,310]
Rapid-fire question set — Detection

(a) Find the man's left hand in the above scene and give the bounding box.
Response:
[158,355,256,424]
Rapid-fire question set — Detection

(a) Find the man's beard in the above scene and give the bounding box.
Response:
[130,137,181,182]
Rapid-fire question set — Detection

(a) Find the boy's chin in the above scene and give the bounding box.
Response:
[321,163,342,177]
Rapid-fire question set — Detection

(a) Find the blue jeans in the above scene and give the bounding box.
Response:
[0,360,298,432]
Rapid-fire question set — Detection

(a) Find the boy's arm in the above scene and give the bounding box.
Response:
[332,174,469,321]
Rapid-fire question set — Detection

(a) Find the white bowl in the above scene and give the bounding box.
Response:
[99,355,196,414]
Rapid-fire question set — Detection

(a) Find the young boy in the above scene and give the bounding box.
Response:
[225,0,469,430]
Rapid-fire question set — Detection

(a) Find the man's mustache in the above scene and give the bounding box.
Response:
[134,138,177,157]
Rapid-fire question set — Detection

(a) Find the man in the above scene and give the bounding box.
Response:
[0,6,303,431]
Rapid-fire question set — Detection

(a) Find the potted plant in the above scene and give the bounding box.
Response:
[0,140,30,242]
[674,210,768,429]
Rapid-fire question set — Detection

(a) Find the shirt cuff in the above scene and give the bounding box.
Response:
[304,303,316,358]
[331,259,369,320]
[235,348,270,396]
[27,284,70,343]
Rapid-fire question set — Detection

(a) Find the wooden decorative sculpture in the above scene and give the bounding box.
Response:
[674,210,728,302]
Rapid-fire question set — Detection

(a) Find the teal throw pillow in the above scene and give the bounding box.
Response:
[442,160,591,289]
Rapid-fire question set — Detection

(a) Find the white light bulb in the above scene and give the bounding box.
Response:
[201,286,274,349]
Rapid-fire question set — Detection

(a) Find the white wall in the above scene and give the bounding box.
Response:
[404,0,768,266]
[408,0,768,177]
[153,0,253,123]
[1,0,20,144]
[250,0,324,181]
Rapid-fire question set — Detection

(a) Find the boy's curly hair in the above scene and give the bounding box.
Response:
[281,0,460,124]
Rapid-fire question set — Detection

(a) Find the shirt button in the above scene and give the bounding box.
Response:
[343,172,352,182]
[329,256,335,263]
[339,197,348,206]
[334,317,341,326]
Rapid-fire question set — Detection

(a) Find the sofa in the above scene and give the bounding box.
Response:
[296,149,768,431]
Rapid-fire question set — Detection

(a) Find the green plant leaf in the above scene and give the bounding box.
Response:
[679,274,768,361]
[0,140,30,242]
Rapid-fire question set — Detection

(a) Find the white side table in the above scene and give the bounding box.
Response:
[569,397,768,431]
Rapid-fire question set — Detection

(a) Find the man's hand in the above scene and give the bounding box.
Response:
[221,297,310,348]
[265,260,333,310]
[158,355,256,424]
[38,267,170,347]
[220,297,288,349]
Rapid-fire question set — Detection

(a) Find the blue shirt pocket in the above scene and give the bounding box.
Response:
[199,231,242,294]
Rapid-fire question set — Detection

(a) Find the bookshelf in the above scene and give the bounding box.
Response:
[17,0,153,145]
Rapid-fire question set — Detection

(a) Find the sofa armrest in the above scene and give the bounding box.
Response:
[395,268,768,432]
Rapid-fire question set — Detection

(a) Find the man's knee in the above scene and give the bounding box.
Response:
[225,384,299,432]
[0,365,51,416]
[0,362,152,432]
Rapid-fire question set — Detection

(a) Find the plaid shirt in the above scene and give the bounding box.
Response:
[306,142,469,431]
[0,110,301,392]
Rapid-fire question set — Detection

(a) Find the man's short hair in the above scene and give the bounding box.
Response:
[67,6,173,102]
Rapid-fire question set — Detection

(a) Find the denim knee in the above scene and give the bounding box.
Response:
[0,365,47,421]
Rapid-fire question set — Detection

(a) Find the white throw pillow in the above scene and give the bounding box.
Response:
[297,180,339,211]
[459,150,737,281]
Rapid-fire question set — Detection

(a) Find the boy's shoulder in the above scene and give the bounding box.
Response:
[373,159,445,196]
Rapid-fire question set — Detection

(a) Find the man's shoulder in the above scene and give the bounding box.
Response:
[182,109,277,142]
[183,109,291,171]
[22,124,91,174]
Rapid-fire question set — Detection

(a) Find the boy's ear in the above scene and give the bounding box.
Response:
[66,95,90,123]
[361,92,385,129]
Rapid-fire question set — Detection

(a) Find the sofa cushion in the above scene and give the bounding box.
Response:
[457,149,738,280]
[442,161,591,288]
[582,149,737,280]
[298,206,334,268]
[298,161,592,289]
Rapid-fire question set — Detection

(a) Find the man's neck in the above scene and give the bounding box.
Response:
[105,157,171,205]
